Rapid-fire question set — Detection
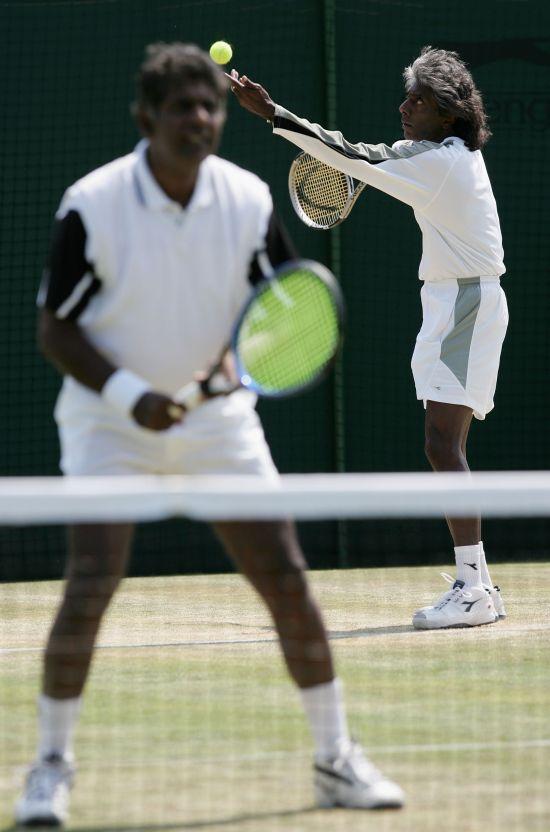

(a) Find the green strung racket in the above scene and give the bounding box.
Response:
[171,259,344,411]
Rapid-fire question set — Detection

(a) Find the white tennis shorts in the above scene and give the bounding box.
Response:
[411,277,508,420]
[56,386,279,478]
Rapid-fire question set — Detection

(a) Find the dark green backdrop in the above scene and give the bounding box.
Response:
[1,0,549,580]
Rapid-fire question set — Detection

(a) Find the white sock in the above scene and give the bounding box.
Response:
[299,677,350,761]
[37,694,81,763]
[454,543,484,588]
[479,541,493,587]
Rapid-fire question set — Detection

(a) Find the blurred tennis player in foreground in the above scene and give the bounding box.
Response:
[229,46,508,631]
[15,43,404,827]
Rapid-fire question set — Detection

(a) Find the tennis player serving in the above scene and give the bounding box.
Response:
[229,47,508,630]
[15,43,403,828]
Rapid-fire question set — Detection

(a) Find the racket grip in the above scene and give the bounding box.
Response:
[171,372,236,415]
[172,380,205,413]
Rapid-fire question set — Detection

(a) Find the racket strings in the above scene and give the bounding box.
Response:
[255,285,336,386]
[292,155,351,228]
[236,269,340,394]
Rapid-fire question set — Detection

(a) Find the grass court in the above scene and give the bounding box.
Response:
[2,563,549,831]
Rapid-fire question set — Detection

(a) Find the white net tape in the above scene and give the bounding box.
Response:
[0,471,549,524]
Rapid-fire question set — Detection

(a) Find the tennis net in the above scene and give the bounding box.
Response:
[0,470,549,524]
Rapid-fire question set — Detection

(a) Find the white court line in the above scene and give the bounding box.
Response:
[5,739,550,775]
[94,737,550,758]
[2,624,549,655]
[375,738,550,754]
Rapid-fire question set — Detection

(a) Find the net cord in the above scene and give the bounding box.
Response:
[0,472,549,524]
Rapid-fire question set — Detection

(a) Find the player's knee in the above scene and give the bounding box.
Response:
[62,573,121,621]
[424,431,440,466]
[262,566,310,613]
[278,568,309,598]
[424,427,461,469]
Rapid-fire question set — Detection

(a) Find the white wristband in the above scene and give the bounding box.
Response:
[101,369,151,418]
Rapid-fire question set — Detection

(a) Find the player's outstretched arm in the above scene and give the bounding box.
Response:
[226,69,276,120]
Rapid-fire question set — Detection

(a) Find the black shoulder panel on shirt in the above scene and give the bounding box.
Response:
[41,210,101,320]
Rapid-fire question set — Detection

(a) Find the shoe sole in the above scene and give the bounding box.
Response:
[315,781,405,810]
[412,611,506,621]
[316,794,404,810]
[412,618,497,630]
[317,799,404,810]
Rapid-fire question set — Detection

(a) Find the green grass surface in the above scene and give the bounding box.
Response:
[1,564,549,831]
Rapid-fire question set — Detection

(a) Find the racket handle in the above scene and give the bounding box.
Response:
[171,371,237,415]
[167,403,186,420]
[172,380,205,413]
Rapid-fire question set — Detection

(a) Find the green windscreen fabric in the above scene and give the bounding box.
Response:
[0,0,549,579]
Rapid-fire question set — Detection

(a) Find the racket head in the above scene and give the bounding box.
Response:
[231,259,344,399]
[288,152,355,230]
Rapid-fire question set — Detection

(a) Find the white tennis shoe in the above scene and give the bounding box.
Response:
[412,573,496,629]
[15,753,74,827]
[314,740,405,810]
[487,584,507,618]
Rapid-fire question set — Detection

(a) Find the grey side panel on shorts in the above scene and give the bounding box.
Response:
[440,278,481,388]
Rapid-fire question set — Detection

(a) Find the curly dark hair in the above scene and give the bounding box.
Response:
[134,42,228,113]
[403,46,491,151]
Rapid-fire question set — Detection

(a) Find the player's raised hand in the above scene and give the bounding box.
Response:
[226,69,276,120]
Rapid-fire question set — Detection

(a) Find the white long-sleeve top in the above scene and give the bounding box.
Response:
[273,105,505,283]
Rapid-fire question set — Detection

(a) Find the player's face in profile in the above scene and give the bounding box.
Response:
[399,83,453,142]
[149,79,227,162]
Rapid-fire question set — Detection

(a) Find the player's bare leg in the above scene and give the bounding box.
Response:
[44,523,134,698]
[213,519,333,688]
[413,401,496,629]
[424,400,478,544]
[15,523,133,827]
[213,519,404,809]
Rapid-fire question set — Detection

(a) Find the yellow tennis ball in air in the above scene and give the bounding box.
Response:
[209,40,233,65]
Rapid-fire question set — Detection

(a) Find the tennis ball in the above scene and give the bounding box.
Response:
[209,40,233,65]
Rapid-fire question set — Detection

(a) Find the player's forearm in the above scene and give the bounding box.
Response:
[273,104,402,165]
[37,308,115,393]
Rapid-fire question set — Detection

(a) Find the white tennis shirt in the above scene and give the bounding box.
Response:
[40,140,279,405]
[273,106,505,282]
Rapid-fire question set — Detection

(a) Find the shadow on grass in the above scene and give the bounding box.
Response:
[217,623,416,641]
[4,805,318,832]
[329,624,414,638]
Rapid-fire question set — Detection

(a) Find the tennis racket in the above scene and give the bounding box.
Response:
[169,258,344,414]
[288,151,367,230]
